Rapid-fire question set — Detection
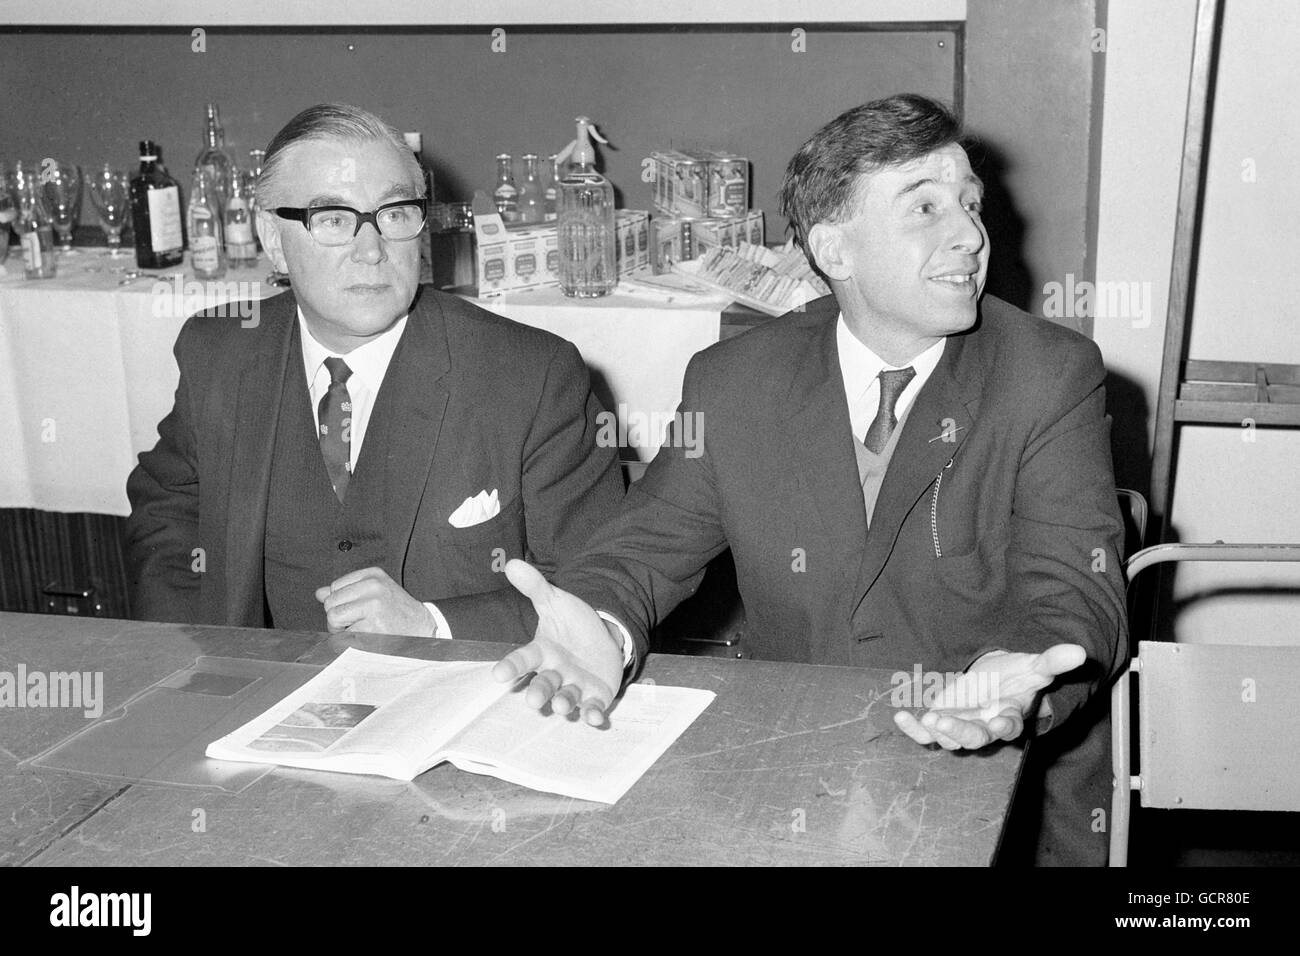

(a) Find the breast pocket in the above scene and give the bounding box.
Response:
[438,494,526,549]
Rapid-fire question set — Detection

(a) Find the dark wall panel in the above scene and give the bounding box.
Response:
[0,26,957,243]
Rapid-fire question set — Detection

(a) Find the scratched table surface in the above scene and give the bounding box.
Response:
[0,613,1023,866]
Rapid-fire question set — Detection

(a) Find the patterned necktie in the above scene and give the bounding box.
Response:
[863,366,916,454]
[318,357,353,501]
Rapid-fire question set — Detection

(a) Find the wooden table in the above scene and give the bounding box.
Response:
[0,613,1023,866]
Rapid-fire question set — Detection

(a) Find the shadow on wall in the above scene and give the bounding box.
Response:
[965,137,1032,314]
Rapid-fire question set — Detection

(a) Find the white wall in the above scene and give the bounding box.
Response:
[1094,0,1300,644]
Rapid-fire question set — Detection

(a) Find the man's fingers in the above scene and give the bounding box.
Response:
[493,642,544,683]
[581,698,610,728]
[504,559,551,605]
[985,705,1024,741]
[553,683,583,717]
[525,670,564,710]
[327,566,388,592]
[1034,643,1086,679]
[894,710,936,746]
[325,598,368,632]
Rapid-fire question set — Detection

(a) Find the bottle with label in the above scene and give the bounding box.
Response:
[493,154,519,223]
[403,131,435,284]
[188,168,226,280]
[543,154,560,221]
[517,153,544,224]
[130,141,185,269]
[195,103,235,212]
[556,117,617,298]
[16,178,56,279]
[223,172,257,267]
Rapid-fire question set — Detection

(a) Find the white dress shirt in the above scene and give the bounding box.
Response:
[836,313,946,444]
[298,311,451,639]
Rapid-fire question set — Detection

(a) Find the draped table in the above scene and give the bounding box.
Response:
[0,252,729,515]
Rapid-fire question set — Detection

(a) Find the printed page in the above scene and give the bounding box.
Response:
[438,682,715,804]
[206,648,510,779]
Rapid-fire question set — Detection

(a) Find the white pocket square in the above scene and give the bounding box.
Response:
[448,489,500,528]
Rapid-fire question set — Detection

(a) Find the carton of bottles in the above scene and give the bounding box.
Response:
[470,191,559,296]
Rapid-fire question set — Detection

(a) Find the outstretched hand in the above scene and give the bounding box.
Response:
[893,643,1086,750]
[492,559,625,727]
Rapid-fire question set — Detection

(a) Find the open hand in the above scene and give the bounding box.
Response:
[492,559,625,727]
[893,643,1085,750]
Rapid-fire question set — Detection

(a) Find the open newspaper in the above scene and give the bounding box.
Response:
[206,648,714,804]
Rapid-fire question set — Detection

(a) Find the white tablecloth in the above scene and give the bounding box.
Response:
[0,252,726,515]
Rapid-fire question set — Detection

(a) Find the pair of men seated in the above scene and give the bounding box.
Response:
[127,96,1128,866]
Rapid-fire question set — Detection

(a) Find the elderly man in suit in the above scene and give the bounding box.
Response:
[126,103,623,639]
[490,94,1129,865]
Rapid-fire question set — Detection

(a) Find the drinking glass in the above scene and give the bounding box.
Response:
[41,161,82,252]
[88,165,131,253]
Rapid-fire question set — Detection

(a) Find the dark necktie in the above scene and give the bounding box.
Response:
[863,366,916,454]
[318,357,353,501]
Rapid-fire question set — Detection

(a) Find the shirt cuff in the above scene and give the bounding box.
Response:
[422,602,452,640]
[596,610,635,670]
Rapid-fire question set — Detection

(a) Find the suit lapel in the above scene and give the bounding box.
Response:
[375,291,452,580]
[849,325,985,614]
[221,294,297,624]
[779,300,868,587]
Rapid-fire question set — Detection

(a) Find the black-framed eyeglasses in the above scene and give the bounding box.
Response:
[274,197,428,245]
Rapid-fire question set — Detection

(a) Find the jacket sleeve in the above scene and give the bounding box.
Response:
[997,339,1129,729]
[124,318,205,623]
[436,339,625,639]
[547,350,731,664]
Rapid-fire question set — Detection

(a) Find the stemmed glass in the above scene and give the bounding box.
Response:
[88,165,131,255]
[41,161,82,252]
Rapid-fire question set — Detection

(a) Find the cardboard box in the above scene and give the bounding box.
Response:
[471,192,560,295]
[652,150,708,219]
[616,209,651,276]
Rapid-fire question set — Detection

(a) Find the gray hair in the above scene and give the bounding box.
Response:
[256,103,423,210]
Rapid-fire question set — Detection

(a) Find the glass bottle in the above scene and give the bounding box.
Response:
[543,154,560,221]
[16,178,56,279]
[130,141,185,269]
[517,153,543,224]
[557,117,616,298]
[188,168,226,279]
[223,172,257,268]
[493,154,519,223]
[246,149,266,251]
[195,103,234,212]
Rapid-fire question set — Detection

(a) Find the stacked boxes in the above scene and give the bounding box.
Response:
[652,149,750,220]
[649,148,758,273]
[651,150,709,219]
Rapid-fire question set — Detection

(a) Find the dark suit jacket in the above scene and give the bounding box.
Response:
[558,293,1128,731]
[126,287,624,636]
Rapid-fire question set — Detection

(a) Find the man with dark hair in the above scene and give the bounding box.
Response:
[488,94,1128,865]
[126,103,623,639]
